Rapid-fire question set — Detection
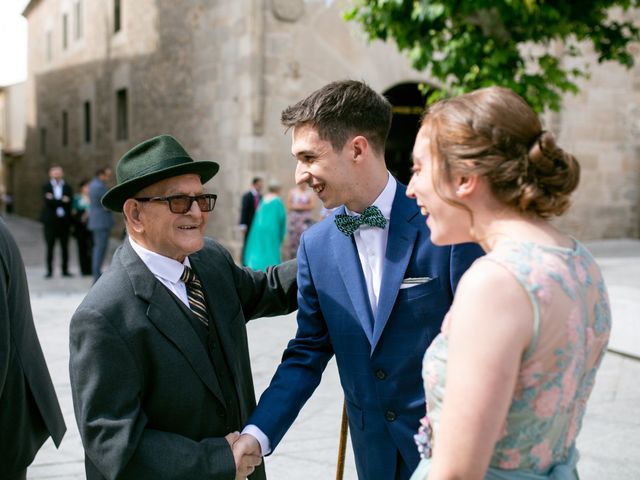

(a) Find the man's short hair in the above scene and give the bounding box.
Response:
[96,167,111,177]
[281,80,392,154]
[252,177,262,185]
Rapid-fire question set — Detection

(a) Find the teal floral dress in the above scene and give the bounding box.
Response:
[411,240,611,480]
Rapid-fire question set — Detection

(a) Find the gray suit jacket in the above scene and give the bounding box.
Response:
[87,176,114,231]
[69,237,297,479]
[0,218,66,475]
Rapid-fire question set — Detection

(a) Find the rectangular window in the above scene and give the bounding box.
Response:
[74,1,83,40]
[46,31,52,61]
[114,0,121,33]
[40,127,47,155]
[116,88,128,141]
[62,110,69,146]
[62,13,69,49]
[83,101,92,144]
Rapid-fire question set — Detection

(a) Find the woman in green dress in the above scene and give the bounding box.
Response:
[243,182,287,271]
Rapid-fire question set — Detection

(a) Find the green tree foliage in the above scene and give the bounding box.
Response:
[344,1,640,111]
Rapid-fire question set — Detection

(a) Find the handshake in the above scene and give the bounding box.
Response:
[226,432,262,479]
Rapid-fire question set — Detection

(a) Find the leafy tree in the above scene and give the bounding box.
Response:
[344,1,640,111]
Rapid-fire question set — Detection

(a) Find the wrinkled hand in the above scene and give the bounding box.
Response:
[225,431,240,447]
[231,433,262,479]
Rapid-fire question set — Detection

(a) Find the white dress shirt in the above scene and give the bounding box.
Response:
[129,236,192,309]
[243,173,397,456]
[51,179,65,218]
[345,172,396,316]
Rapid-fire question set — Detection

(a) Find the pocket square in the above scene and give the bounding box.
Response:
[400,277,432,289]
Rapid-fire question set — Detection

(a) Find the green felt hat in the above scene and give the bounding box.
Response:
[102,135,219,212]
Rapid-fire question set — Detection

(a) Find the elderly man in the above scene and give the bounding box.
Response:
[69,135,297,479]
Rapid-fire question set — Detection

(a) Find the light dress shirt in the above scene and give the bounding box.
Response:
[129,236,192,309]
[51,180,65,218]
[243,172,396,456]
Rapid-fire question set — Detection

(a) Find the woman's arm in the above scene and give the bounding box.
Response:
[428,260,533,480]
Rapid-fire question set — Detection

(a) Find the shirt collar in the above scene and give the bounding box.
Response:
[345,172,396,220]
[129,236,191,284]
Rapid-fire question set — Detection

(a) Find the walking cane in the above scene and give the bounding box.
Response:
[336,399,349,480]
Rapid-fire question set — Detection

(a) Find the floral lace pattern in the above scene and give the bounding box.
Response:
[416,240,611,474]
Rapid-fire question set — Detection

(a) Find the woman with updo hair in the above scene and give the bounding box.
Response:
[406,86,611,480]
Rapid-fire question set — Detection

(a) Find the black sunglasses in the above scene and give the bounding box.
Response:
[134,194,217,214]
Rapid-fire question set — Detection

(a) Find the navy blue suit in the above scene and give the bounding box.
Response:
[247,182,483,479]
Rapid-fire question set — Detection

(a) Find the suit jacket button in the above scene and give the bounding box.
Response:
[385,410,396,422]
[375,369,386,380]
[217,407,226,418]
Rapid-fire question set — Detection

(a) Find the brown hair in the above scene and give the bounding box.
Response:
[422,86,580,218]
[281,80,392,155]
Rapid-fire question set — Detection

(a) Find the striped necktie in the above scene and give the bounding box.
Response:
[181,266,209,326]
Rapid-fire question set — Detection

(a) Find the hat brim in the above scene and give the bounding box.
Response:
[101,160,220,212]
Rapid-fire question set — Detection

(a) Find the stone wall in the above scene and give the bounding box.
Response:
[17,0,640,252]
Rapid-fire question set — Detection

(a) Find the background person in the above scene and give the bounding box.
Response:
[87,167,115,282]
[243,182,287,271]
[0,217,66,480]
[69,135,297,480]
[285,182,315,259]
[40,166,73,278]
[406,86,611,479]
[72,179,92,276]
[239,177,264,264]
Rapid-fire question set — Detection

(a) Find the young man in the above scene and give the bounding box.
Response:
[69,135,297,479]
[40,166,73,277]
[238,81,483,479]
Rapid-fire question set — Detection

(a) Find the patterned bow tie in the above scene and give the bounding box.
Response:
[334,205,387,236]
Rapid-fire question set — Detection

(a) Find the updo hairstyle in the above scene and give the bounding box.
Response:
[422,86,580,218]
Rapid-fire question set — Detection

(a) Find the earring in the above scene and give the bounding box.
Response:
[455,189,462,197]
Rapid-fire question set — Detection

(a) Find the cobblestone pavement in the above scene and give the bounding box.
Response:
[3,214,638,479]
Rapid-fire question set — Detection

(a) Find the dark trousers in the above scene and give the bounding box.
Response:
[91,228,111,282]
[44,222,70,274]
[75,225,93,275]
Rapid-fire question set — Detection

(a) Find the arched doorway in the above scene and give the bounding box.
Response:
[383,82,431,185]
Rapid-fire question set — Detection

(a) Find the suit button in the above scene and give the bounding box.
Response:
[375,369,386,380]
[385,410,396,422]
[217,407,226,418]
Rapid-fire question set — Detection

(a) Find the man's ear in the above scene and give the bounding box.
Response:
[123,199,144,233]
[350,135,369,164]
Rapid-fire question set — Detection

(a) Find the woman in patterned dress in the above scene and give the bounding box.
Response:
[286,182,316,259]
[406,86,611,480]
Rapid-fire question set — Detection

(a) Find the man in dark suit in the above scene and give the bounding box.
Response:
[69,135,297,479]
[40,165,73,277]
[236,81,484,479]
[0,217,66,480]
[87,166,115,282]
[239,176,263,263]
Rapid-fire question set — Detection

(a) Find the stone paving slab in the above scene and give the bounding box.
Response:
[2,215,637,479]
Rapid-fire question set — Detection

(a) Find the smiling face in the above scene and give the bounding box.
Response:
[292,124,355,210]
[407,126,471,245]
[130,174,208,262]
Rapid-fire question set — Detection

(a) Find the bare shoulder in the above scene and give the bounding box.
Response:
[449,258,533,348]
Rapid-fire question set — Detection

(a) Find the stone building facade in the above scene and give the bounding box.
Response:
[16,0,640,258]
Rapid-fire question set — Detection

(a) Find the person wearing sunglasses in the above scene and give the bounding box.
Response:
[69,134,297,480]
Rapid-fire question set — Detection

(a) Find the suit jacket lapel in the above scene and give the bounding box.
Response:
[120,241,226,405]
[371,185,419,351]
[331,206,375,343]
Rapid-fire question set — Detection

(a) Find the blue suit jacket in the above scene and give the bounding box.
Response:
[248,182,484,479]
[87,177,114,231]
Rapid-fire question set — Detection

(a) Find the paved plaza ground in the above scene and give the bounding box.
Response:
[3,214,638,479]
